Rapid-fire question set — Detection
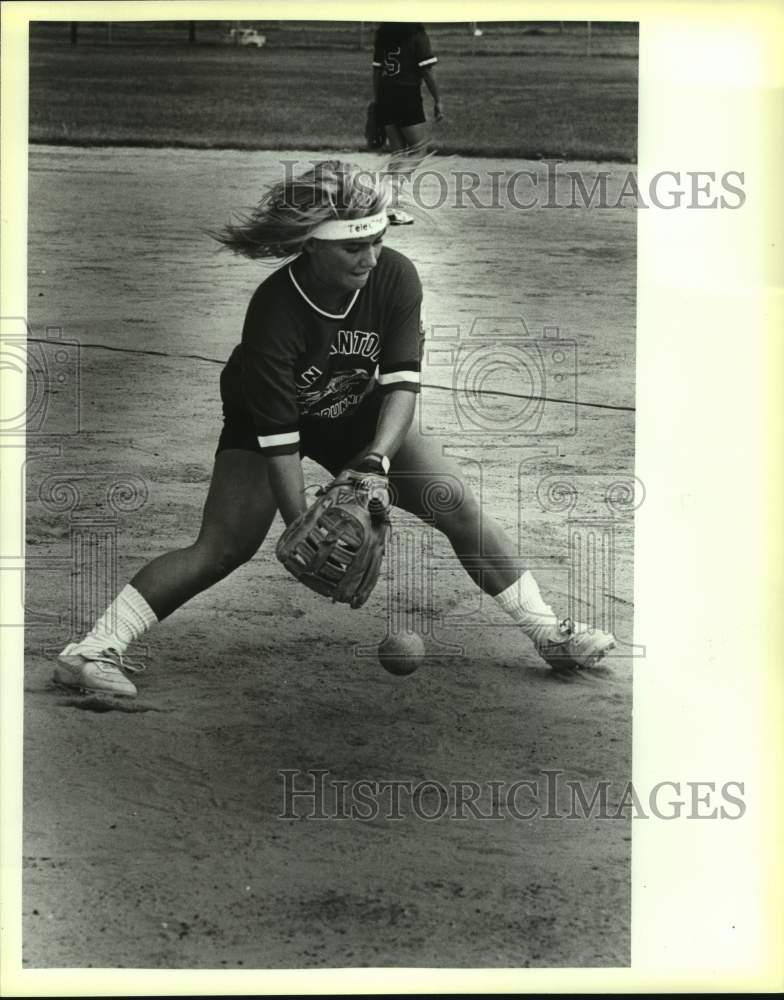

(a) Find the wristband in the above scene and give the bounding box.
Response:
[356,452,390,475]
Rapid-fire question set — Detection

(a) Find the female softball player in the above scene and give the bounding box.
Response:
[372,23,443,225]
[54,160,615,698]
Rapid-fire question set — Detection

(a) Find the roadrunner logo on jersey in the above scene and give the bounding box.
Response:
[295,327,382,418]
[298,369,373,419]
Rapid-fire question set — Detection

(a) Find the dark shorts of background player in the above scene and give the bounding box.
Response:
[216,388,384,476]
[376,85,425,128]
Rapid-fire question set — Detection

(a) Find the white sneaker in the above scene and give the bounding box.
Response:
[388,210,414,226]
[533,618,616,671]
[53,647,144,698]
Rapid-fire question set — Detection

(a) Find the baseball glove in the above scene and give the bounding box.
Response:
[365,101,386,150]
[276,468,391,609]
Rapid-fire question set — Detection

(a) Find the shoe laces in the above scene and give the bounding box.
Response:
[557,618,576,637]
[94,647,146,675]
[530,617,572,650]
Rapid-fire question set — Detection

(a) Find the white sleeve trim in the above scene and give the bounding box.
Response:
[257,430,300,448]
[378,370,421,386]
[418,56,438,67]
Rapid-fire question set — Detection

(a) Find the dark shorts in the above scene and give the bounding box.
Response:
[376,86,425,128]
[216,389,384,476]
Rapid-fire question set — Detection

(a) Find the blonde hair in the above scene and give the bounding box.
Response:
[213,160,397,261]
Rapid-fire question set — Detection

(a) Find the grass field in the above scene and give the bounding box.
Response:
[29,30,638,160]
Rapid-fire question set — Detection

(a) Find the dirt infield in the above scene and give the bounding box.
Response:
[23,146,636,968]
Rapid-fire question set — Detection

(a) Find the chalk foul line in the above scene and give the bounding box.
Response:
[28,337,636,414]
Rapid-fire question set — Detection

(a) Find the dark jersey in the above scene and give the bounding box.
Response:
[220,247,424,457]
[372,28,437,89]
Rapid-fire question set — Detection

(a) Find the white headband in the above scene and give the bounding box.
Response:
[310,211,388,241]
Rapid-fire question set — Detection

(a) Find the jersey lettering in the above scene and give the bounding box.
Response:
[330,329,381,360]
[316,392,366,419]
[297,365,323,387]
[383,47,401,77]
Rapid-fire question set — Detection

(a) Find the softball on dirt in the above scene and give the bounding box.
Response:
[377,632,425,676]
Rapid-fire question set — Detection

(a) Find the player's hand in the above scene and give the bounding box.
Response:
[434,102,445,122]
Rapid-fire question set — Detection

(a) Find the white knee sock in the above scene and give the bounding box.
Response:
[494,571,559,641]
[63,584,158,658]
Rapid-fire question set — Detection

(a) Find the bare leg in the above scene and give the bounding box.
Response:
[386,122,429,156]
[354,423,617,669]
[385,123,429,224]
[398,122,429,151]
[130,449,277,620]
[387,424,525,597]
[385,124,406,152]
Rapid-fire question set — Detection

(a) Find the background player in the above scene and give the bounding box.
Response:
[371,22,443,224]
[54,160,615,699]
